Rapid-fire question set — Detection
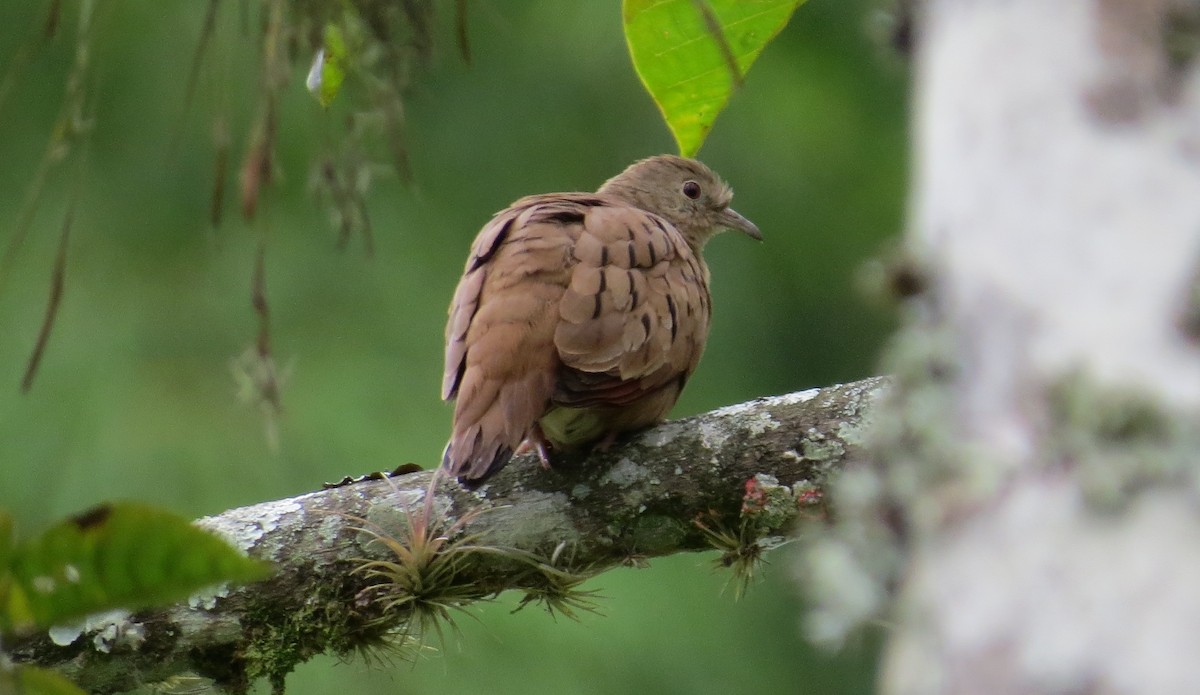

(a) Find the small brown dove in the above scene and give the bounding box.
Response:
[441,155,761,488]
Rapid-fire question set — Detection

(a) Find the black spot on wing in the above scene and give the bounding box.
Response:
[469,218,514,271]
[447,358,467,400]
[541,210,586,225]
[666,295,678,342]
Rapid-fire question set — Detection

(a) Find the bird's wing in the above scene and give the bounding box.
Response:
[552,203,711,411]
[442,194,604,484]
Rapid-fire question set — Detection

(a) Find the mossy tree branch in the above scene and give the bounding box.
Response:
[8,376,886,694]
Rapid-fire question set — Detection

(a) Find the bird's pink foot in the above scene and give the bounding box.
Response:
[517,424,555,470]
[592,430,621,453]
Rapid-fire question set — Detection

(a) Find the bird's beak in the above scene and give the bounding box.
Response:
[718,207,762,241]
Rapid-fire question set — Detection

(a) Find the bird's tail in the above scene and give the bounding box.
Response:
[441,432,513,490]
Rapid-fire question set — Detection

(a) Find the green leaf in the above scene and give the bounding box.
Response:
[2,503,271,633]
[623,0,803,157]
[0,665,88,695]
[307,24,348,108]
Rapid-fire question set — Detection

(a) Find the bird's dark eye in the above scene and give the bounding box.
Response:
[682,180,701,200]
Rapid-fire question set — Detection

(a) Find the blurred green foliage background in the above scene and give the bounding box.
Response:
[0,1,906,693]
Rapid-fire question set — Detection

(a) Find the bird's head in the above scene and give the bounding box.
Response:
[598,154,762,250]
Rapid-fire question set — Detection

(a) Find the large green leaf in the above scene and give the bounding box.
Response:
[1,503,271,633]
[623,0,803,157]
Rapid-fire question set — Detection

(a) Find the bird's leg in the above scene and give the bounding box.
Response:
[592,430,621,453]
[516,423,555,470]
[532,425,554,470]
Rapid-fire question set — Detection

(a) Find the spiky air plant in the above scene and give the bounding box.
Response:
[512,542,604,621]
[337,626,428,670]
[693,475,802,600]
[693,510,767,601]
[346,474,492,649]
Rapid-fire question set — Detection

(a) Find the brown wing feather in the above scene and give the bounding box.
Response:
[442,195,602,486]
[552,205,711,414]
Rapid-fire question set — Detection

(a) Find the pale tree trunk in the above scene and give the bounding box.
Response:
[805,0,1200,693]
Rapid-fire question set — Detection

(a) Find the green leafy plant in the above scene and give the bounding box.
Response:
[0,503,272,695]
[0,503,271,634]
[623,0,804,156]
